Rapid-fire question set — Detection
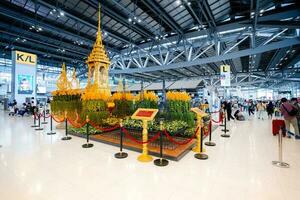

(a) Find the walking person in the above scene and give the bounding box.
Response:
[291,98,300,134]
[256,101,265,120]
[243,100,248,112]
[266,101,274,119]
[280,98,300,139]
[226,101,235,121]
[248,101,255,116]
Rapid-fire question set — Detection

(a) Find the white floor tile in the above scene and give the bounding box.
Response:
[0,111,299,200]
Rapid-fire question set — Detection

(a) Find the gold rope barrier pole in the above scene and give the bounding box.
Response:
[137,119,153,162]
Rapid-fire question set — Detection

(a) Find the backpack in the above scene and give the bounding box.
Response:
[282,104,298,117]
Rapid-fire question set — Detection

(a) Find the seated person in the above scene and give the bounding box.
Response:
[8,105,15,116]
[17,107,26,117]
[234,110,245,121]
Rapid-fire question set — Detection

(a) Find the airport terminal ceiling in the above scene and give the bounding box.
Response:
[0,0,299,88]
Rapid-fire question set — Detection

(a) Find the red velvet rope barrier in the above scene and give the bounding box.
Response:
[121,127,161,144]
[88,120,120,132]
[163,126,199,145]
[202,121,211,136]
[33,113,43,120]
[67,118,87,128]
[51,115,65,123]
[211,118,222,123]
[211,113,224,124]
[40,112,51,118]
[50,114,119,131]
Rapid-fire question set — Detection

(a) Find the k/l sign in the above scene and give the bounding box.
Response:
[15,51,37,66]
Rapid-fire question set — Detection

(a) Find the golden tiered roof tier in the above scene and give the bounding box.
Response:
[86,4,110,67]
[82,4,111,101]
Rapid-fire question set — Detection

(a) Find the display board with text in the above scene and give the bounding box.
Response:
[12,50,37,104]
[220,65,231,87]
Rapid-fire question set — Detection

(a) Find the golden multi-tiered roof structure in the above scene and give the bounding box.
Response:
[56,62,71,91]
[82,5,111,101]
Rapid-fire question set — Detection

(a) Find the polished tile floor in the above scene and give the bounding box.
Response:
[0,111,299,200]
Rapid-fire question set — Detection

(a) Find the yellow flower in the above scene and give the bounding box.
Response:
[107,102,115,108]
[166,91,190,102]
[136,91,158,102]
[112,92,134,101]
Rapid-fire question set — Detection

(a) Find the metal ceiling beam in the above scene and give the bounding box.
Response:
[0,23,89,56]
[203,0,217,28]
[0,34,84,61]
[101,4,154,39]
[138,0,183,35]
[37,0,134,45]
[110,38,300,74]
[264,47,289,72]
[0,1,120,54]
[131,5,299,51]
[0,42,80,63]
[281,54,300,70]
[0,50,79,69]
[114,67,300,83]
[242,21,300,29]
[82,0,153,39]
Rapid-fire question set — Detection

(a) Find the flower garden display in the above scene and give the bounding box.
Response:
[111,91,135,118]
[51,63,82,118]
[135,91,158,109]
[49,5,209,140]
[47,4,214,161]
[165,91,195,127]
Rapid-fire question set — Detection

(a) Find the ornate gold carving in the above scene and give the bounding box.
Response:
[82,4,111,101]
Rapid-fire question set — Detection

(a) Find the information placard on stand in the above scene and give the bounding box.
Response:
[131,108,158,162]
[131,108,158,121]
[191,107,208,118]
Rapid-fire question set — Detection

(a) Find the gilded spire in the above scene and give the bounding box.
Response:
[86,3,110,65]
[97,3,101,43]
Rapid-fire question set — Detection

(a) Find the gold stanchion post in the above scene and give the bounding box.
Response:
[131,108,158,163]
[192,115,202,153]
[137,119,153,162]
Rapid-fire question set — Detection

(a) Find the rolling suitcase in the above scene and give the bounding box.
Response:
[272,119,286,136]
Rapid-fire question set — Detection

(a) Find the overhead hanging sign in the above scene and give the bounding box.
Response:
[220,65,230,86]
[15,50,37,66]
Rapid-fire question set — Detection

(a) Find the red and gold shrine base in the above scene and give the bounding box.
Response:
[131,108,158,121]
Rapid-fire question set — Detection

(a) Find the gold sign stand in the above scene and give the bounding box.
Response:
[131,108,158,162]
[191,108,208,153]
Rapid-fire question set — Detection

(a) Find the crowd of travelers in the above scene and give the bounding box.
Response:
[8,97,50,117]
[220,97,300,139]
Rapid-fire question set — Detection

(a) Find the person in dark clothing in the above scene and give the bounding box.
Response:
[226,101,235,121]
[266,101,274,119]
[248,101,255,116]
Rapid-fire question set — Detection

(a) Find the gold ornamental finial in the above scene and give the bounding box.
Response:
[98,3,101,40]
[70,68,80,89]
[86,2,110,65]
[56,62,71,91]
